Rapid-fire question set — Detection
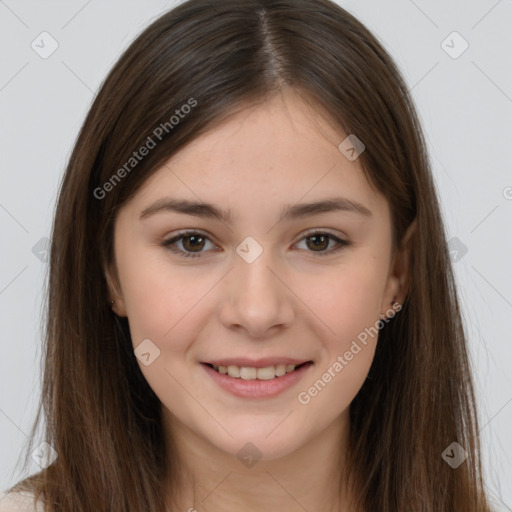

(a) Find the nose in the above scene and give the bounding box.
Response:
[217,246,296,339]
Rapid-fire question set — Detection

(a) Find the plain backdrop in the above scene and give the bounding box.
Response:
[0,0,511,509]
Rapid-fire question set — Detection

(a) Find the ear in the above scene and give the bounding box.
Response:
[380,218,416,318]
[105,261,127,317]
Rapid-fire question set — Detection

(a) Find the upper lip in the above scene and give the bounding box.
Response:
[202,357,312,368]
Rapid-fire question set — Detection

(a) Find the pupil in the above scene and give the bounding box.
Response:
[185,235,204,251]
[308,235,328,251]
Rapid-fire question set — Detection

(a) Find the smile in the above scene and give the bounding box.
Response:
[201,361,314,399]
[206,362,307,380]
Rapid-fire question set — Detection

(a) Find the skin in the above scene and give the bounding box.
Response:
[107,88,414,511]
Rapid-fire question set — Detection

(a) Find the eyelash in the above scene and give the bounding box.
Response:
[161,230,350,258]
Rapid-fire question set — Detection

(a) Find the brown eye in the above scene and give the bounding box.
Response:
[181,234,206,252]
[296,231,349,256]
[162,230,349,259]
[305,234,330,252]
[162,231,215,258]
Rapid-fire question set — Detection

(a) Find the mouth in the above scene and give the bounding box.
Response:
[201,361,313,381]
[201,360,314,399]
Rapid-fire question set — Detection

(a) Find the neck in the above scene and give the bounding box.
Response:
[163,410,355,512]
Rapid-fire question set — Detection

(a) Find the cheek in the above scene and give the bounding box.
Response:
[298,340,375,429]
[306,259,387,346]
[117,246,223,369]
[117,251,217,411]
[296,261,386,405]
[296,297,381,425]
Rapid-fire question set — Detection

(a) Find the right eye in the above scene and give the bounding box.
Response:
[161,231,217,258]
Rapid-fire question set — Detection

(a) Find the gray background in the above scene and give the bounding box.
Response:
[0,0,511,509]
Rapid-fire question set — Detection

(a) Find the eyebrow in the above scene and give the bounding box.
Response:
[139,196,372,222]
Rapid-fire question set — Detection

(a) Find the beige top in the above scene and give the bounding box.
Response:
[0,491,45,512]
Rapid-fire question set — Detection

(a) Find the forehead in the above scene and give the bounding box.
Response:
[128,90,388,222]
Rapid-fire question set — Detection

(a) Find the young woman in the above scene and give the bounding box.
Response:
[1,0,492,510]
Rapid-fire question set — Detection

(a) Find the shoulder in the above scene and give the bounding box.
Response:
[0,491,45,512]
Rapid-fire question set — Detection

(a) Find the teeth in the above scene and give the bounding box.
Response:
[240,367,257,380]
[213,363,300,380]
[227,365,240,378]
[275,364,287,377]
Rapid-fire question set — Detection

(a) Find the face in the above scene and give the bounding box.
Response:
[108,89,409,463]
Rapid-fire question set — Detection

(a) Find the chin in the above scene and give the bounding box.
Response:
[211,425,306,463]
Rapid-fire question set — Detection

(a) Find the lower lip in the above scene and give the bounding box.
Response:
[201,362,313,399]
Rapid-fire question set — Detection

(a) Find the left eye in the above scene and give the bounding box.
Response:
[295,232,349,255]
[162,231,349,258]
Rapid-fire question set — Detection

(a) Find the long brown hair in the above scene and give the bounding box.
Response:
[8,0,491,510]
